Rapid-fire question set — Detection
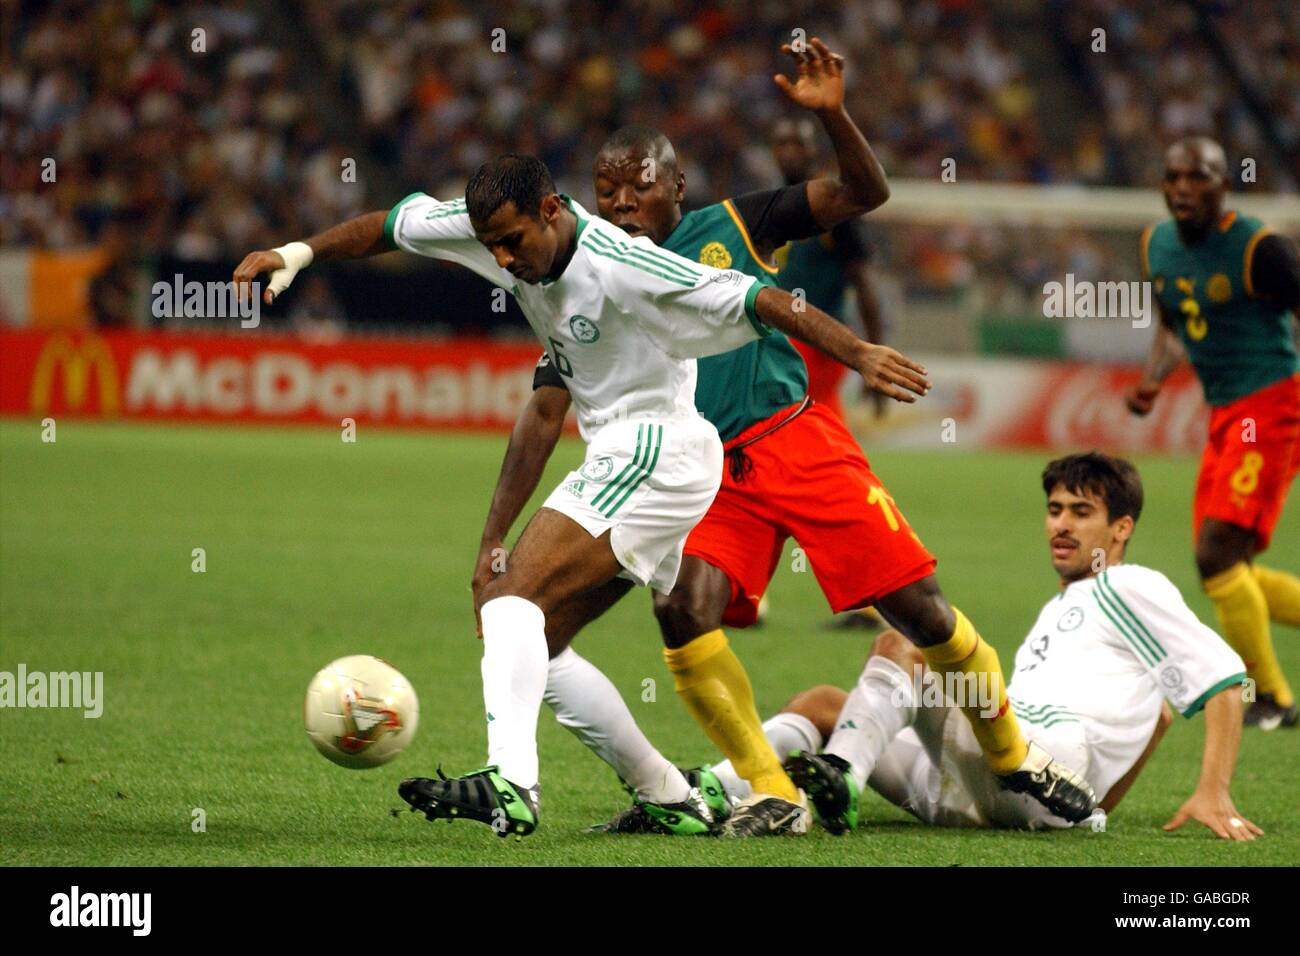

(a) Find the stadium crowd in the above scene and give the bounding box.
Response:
[1,0,1295,325]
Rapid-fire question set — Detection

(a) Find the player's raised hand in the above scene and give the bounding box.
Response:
[1124,380,1161,416]
[855,343,930,403]
[774,37,845,113]
[1163,790,1263,841]
[233,247,305,306]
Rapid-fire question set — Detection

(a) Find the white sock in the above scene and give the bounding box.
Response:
[825,656,917,791]
[710,712,823,802]
[544,648,690,804]
[479,596,549,790]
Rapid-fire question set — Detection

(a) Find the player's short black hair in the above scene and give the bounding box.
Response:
[465,154,556,223]
[1041,451,1144,525]
[596,125,678,174]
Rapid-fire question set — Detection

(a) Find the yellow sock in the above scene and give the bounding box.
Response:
[663,629,800,802]
[1254,564,1300,628]
[1205,563,1293,707]
[920,608,1027,775]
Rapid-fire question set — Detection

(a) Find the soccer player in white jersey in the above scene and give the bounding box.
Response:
[232,154,929,836]
[709,452,1260,840]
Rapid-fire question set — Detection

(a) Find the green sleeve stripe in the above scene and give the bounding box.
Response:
[1181,672,1246,718]
[602,425,662,516]
[383,191,429,248]
[1008,697,1081,712]
[1099,572,1166,660]
[585,231,702,282]
[744,280,770,337]
[582,242,697,288]
[1093,587,1158,667]
[592,425,646,510]
[584,229,703,279]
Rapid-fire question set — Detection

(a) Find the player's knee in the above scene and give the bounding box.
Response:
[1195,526,1252,581]
[782,684,847,740]
[877,578,956,647]
[653,589,723,648]
[871,628,924,669]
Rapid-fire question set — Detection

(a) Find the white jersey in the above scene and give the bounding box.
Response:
[385,192,770,442]
[1008,563,1246,800]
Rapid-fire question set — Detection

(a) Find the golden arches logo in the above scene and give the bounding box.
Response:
[29,333,120,415]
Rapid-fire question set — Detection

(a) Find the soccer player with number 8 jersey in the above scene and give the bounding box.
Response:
[1127,136,1300,730]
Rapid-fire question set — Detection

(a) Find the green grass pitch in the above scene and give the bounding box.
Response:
[1,419,1296,866]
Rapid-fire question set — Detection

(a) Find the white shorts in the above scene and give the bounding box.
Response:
[541,415,723,593]
[868,701,1091,831]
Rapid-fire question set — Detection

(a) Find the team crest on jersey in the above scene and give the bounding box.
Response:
[1207,273,1232,303]
[699,241,732,269]
[1057,607,1084,631]
[580,456,614,481]
[569,315,600,343]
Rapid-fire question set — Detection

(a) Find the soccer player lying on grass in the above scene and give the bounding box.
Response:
[701,452,1260,840]
[476,37,1097,837]
[233,153,928,838]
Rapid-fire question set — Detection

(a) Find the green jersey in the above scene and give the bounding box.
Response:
[663,197,807,441]
[1142,212,1299,406]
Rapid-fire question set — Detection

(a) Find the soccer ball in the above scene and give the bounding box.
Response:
[304,655,419,769]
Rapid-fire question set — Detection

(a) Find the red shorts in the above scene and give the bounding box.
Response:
[792,339,848,420]
[1193,372,1300,552]
[683,400,937,627]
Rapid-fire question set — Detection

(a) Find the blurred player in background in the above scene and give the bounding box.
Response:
[771,116,884,423]
[1126,137,1300,730]
[726,453,1259,841]
[483,40,1096,835]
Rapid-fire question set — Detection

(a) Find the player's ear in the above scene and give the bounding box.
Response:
[1113,515,1135,546]
[540,193,563,225]
[674,171,686,203]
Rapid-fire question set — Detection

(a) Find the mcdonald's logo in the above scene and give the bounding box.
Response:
[29,333,120,416]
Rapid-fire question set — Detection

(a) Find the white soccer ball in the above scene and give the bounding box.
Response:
[304,655,419,769]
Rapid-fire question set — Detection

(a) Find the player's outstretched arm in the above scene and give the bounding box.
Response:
[1125,320,1184,416]
[753,286,929,403]
[471,384,572,635]
[1162,688,1263,841]
[232,210,390,306]
[775,37,890,224]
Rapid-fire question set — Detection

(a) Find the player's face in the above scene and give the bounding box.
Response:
[1044,484,1119,582]
[593,152,683,245]
[473,198,560,284]
[1161,150,1225,228]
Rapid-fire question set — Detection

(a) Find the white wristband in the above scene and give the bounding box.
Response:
[272,241,314,272]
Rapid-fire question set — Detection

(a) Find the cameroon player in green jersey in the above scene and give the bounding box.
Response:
[1127,136,1300,730]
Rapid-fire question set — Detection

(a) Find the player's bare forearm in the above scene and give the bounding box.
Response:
[301,210,391,262]
[1197,688,1243,793]
[479,386,571,550]
[753,286,928,402]
[806,105,890,226]
[1143,321,1184,386]
[233,210,391,306]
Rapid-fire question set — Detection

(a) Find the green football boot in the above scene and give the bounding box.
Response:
[786,751,860,835]
[399,765,539,838]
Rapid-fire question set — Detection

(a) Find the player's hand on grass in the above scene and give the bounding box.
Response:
[471,542,505,638]
[1163,789,1263,841]
[1124,380,1161,416]
[854,343,929,403]
[774,37,845,114]
[233,248,302,306]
